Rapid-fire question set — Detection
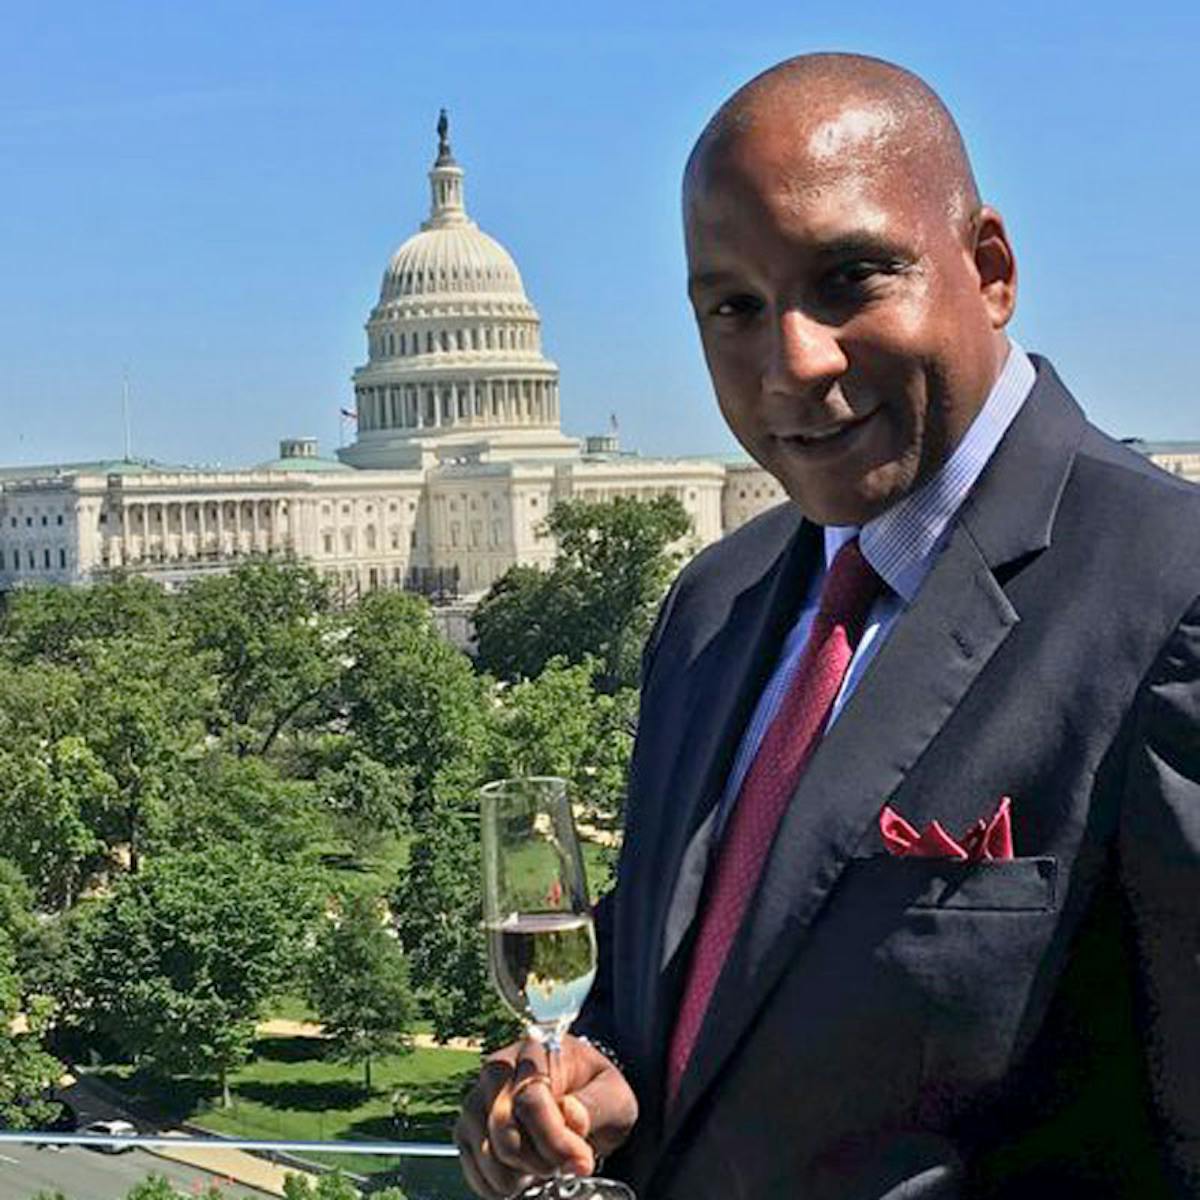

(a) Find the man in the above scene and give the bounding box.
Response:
[457,53,1200,1198]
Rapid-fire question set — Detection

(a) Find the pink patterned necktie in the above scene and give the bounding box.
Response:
[667,537,883,1103]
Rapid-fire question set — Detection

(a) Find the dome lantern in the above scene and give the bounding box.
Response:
[424,108,467,230]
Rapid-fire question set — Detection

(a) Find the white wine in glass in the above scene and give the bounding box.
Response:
[480,777,635,1200]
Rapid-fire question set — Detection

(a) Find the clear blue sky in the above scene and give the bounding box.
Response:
[2,0,1197,468]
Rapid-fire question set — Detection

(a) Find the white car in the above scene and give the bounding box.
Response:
[83,1119,137,1153]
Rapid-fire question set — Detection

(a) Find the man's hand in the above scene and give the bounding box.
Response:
[455,1034,638,1199]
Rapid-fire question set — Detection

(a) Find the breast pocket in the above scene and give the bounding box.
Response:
[837,856,1062,1118]
[844,854,1058,913]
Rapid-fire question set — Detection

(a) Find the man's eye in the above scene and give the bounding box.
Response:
[710,294,763,318]
[826,260,902,292]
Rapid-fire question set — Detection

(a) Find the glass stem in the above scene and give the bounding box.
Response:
[545,1030,575,1190]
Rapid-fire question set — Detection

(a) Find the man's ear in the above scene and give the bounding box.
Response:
[972,206,1017,329]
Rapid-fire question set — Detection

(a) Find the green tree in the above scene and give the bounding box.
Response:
[0,661,87,749]
[393,798,519,1048]
[179,562,342,757]
[161,753,326,865]
[0,737,113,910]
[76,634,216,873]
[474,494,691,690]
[0,930,63,1129]
[0,575,171,666]
[81,846,319,1106]
[488,656,636,828]
[341,591,489,814]
[123,1179,228,1200]
[316,750,411,862]
[306,891,414,1091]
[282,1172,387,1200]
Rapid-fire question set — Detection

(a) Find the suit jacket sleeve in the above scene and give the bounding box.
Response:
[1120,593,1200,1194]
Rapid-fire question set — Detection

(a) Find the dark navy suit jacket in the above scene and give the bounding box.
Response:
[576,359,1200,1198]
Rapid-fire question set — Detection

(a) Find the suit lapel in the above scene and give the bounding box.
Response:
[658,357,1089,1144]
[629,513,820,1112]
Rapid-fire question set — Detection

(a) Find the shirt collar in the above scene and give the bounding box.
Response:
[824,340,1037,602]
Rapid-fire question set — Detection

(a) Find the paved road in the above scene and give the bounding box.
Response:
[0,1141,269,1200]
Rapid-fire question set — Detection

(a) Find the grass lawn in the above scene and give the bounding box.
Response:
[94,1033,478,1197]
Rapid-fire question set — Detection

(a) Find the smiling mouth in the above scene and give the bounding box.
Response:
[776,409,879,449]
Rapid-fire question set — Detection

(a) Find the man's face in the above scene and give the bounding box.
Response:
[685,108,1011,526]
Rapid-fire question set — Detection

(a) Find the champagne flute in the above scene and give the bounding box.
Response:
[481,777,635,1200]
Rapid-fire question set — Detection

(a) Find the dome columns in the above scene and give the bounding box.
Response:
[355,375,559,437]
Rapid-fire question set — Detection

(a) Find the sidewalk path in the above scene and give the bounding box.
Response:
[256,1018,482,1053]
[147,1136,315,1198]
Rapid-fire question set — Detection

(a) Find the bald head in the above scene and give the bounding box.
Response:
[680,52,1017,526]
[686,53,981,237]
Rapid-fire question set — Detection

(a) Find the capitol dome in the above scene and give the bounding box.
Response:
[380,223,525,303]
[338,112,577,470]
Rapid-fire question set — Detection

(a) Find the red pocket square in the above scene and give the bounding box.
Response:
[880,795,1013,862]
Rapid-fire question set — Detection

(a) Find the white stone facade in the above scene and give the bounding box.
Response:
[7,115,1187,604]
[0,116,779,601]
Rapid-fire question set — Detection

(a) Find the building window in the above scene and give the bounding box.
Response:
[365,526,377,551]
[391,530,400,550]
[41,515,47,526]
[323,533,333,554]
[342,529,353,552]
[58,548,66,568]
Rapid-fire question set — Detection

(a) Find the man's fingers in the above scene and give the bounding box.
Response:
[456,1104,525,1199]
[484,1059,559,1178]
[511,1072,595,1177]
[457,1057,537,1198]
[561,1093,591,1140]
[570,1070,639,1157]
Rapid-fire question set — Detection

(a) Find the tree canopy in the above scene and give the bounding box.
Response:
[0,496,678,1112]
[474,494,690,690]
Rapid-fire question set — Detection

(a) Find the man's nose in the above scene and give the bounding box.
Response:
[762,309,847,395]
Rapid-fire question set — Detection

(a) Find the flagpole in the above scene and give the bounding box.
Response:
[122,367,133,461]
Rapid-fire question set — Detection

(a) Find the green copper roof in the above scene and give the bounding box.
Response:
[254,456,354,473]
[0,458,190,482]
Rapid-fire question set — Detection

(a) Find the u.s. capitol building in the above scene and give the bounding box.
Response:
[0,115,785,601]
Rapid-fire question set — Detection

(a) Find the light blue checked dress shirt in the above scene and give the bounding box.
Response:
[712,342,1037,841]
